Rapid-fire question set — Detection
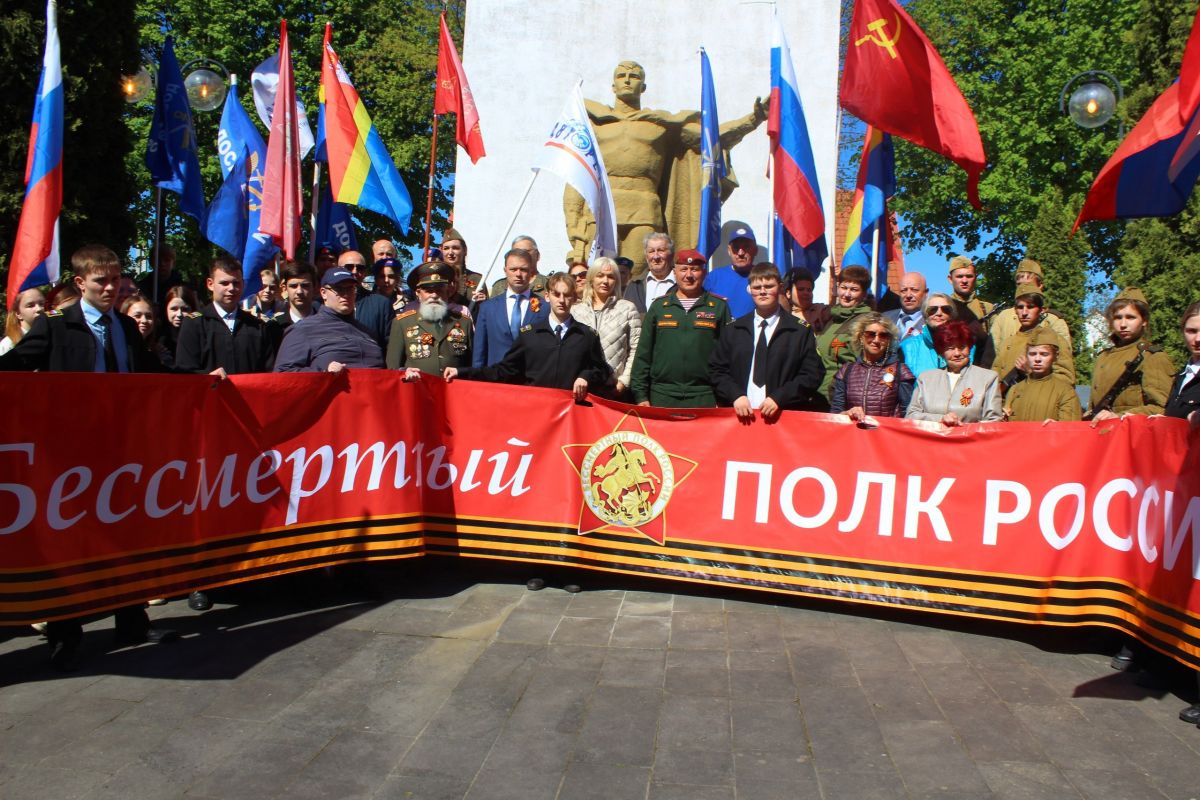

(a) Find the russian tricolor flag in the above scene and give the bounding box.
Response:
[7,0,62,307]
[1075,7,1200,231]
[768,16,827,271]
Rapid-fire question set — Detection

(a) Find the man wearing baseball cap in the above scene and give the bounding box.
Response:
[274,266,385,372]
[387,261,473,376]
[703,224,759,317]
[630,249,731,407]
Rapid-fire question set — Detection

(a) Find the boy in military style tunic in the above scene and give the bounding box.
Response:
[1002,328,1082,422]
[991,284,1075,389]
[630,249,731,408]
[387,261,473,376]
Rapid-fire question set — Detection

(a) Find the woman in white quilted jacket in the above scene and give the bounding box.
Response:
[570,256,643,401]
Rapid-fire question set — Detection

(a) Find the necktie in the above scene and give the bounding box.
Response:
[509,295,523,340]
[98,314,119,373]
[555,324,564,340]
[753,319,768,388]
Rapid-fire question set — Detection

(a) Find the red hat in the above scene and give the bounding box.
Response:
[675,249,706,267]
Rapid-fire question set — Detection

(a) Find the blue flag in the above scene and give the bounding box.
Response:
[206,80,277,292]
[202,142,250,262]
[697,49,726,259]
[314,178,358,254]
[841,127,896,298]
[772,212,825,277]
[145,37,205,221]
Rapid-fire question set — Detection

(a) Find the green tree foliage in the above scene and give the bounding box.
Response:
[0,0,139,288]
[1023,186,1094,378]
[126,0,462,280]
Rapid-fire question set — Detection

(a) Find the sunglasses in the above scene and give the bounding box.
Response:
[862,330,893,341]
[926,305,953,315]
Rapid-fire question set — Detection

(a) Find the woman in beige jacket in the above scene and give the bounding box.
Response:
[906,320,1003,426]
[570,257,642,401]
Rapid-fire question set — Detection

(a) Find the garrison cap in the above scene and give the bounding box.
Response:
[1017,258,1044,279]
[1115,286,1149,305]
[1026,327,1062,350]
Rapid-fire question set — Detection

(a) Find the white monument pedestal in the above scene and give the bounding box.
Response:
[451,0,839,295]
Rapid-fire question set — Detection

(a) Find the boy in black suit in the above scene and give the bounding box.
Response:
[0,244,177,668]
[444,272,611,400]
[708,262,825,421]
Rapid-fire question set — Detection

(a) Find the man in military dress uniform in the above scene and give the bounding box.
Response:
[630,249,731,408]
[387,262,473,376]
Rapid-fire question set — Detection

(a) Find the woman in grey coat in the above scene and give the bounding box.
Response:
[906,320,1003,426]
[570,257,642,400]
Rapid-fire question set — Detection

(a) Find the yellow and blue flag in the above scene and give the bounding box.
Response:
[318,24,412,234]
[841,125,895,296]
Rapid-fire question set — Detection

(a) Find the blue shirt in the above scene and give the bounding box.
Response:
[703,266,754,318]
[80,299,129,373]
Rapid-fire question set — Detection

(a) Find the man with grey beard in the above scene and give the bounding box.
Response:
[386,261,474,376]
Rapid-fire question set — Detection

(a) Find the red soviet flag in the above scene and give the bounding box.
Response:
[434,13,486,163]
[260,19,302,258]
[840,0,986,208]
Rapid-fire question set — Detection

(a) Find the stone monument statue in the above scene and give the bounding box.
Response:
[564,61,767,272]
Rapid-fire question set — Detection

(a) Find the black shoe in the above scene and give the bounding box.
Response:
[1110,645,1136,671]
[1180,704,1200,725]
[114,626,180,647]
[563,583,582,594]
[48,638,80,671]
[526,578,545,591]
[187,591,212,611]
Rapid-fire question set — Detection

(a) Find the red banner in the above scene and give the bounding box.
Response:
[2,372,1199,666]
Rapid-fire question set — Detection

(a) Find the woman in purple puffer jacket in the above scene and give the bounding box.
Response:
[830,312,915,420]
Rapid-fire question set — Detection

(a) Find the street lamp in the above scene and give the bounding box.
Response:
[1060,71,1123,133]
[121,66,153,104]
[182,58,228,112]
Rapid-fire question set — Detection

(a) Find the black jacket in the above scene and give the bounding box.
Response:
[708,310,825,411]
[0,302,162,373]
[461,319,612,391]
[1165,367,1200,420]
[174,303,280,374]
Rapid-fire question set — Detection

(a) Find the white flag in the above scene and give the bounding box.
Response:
[534,82,618,259]
[251,51,315,160]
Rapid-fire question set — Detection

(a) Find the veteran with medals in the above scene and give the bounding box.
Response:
[387,261,474,377]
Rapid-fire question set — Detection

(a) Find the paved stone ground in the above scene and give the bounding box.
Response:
[2,558,1200,800]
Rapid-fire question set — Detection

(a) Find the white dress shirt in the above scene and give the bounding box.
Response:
[746,310,782,409]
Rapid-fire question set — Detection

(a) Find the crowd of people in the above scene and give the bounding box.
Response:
[2,225,1199,675]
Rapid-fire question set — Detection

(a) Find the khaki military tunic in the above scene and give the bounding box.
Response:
[385,309,473,374]
[489,273,548,299]
[1004,374,1082,422]
[990,307,1072,353]
[1088,338,1176,416]
[992,320,1076,386]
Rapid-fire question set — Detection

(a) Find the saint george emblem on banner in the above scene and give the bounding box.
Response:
[855,16,902,59]
[562,412,697,544]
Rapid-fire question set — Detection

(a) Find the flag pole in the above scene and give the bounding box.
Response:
[307,161,321,265]
[478,170,538,292]
[869,219,880,299]
[152,187,164,302]
[422,113,439,259]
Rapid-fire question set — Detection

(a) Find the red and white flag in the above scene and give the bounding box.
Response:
[260,19,302,258]
[434,14,485,163]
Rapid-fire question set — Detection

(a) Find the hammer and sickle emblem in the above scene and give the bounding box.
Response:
[855,15,902,60]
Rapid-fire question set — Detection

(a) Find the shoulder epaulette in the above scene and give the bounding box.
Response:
[395,309,417,320]
[46,309,63,317]
[709,294,726,302]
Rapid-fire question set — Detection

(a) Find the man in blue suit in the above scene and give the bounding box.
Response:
[473,248,550,367]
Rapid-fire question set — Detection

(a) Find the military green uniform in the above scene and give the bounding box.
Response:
[1088,337,1175,416]
[385,308,473,373]
[815,303,871,398]
[992,319,1076,387]
[452,269,486,307]
[1005,374,1082,422]
[490,273,547,299]
[630,291,731,407]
